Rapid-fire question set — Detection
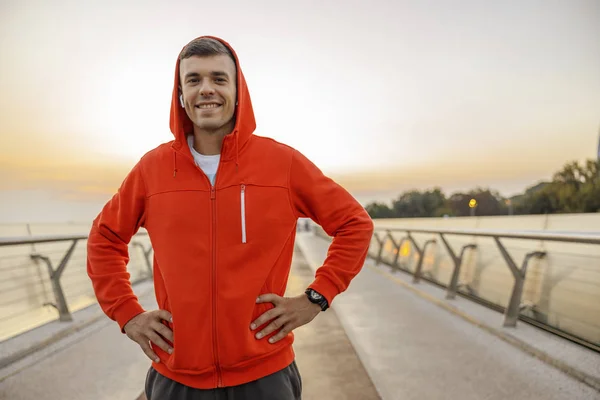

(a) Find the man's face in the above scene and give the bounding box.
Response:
[179,55,237,134]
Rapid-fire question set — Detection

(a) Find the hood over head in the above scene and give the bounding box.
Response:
[169,36,256,165]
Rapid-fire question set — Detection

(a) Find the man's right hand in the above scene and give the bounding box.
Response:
[124,310,174,363]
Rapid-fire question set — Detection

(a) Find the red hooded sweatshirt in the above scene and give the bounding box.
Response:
[87,36,374,389]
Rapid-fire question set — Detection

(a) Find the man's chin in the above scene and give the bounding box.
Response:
[193,121,230,134]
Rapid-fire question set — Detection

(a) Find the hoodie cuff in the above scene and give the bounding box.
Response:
[307,275,340,307]
[113,298,146,333]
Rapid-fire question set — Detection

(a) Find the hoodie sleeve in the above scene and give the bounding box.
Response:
[87,160,147,332]
[289,149,374,306]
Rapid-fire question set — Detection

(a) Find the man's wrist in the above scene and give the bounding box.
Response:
[305,297,322,312]
[304,288,329,311]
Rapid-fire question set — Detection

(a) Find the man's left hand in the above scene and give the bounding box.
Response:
[250,293,321,344]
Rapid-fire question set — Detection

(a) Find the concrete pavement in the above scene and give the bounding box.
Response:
[0,281,157,400]
[4,230,599,400]
[296,232,600,400]
[282,246,380,400]
[0,245,379,400]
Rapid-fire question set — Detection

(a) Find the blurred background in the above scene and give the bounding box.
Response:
[1,0,598,222]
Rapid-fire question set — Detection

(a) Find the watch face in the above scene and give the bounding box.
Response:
[310,291,322,300]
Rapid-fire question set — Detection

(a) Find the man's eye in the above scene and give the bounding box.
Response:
[188,78,199,84]
[215,78,225,83]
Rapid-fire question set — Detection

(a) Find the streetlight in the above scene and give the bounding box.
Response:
[469,198,477,217]
[505,199,513,215]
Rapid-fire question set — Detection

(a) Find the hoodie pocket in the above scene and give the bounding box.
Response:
[161,301,214,373]
[152,276,214,373]
[251,282,273,325]
[241,184,247,244]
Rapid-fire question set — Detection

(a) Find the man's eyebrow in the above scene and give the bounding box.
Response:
[184,71,230,80]
[184,72,199,80]
[211,71,230,78]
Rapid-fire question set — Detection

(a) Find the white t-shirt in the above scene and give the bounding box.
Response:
[187,135,220,186]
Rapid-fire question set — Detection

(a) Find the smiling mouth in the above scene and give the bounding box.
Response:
[195,103,221,110]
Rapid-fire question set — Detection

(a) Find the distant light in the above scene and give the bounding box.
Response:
[401,242,411,257]
[469,199,478,208]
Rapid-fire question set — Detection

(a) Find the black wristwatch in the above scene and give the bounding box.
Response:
[305,288,329,311]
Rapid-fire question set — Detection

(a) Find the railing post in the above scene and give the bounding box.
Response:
[133,242,154,277]
[412,238,436,283]
[439,234,477,299]
[374,231,386,265]
[494,237,546,327]
[382,232,403,271]
[30,239,78,322]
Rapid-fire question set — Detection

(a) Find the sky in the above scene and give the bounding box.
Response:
[1,0,599,223]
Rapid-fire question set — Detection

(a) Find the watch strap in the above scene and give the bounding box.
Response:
[305,288,329,311]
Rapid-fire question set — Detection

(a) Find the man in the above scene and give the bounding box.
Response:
[87,35,373,399]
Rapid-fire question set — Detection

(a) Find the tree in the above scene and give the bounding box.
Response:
[520,184,561,214]
[391,188,446,218]
[579,181,600,212]
[365,202,395,219]
[554,160,600,213]
[448,188,504,217]
[362,158,599,218]
[514,160,600,214]
[448,193,470,217]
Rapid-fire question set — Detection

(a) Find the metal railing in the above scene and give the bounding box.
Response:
[371,227,600,327]
[0,232,153,324]
[314,225,600,351]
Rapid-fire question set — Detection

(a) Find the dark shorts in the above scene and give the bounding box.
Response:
[145,360,302,400]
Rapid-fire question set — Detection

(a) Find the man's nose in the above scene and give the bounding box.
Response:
[199,80,215,96]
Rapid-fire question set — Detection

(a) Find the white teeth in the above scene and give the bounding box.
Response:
[197,104,220,109]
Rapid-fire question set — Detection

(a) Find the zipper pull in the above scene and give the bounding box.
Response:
[240,184,247,244]
[211,187,216,199]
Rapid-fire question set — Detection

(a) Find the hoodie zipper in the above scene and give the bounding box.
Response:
[240,184,247,244]
[210,186,223,387]
[173,144,223,386]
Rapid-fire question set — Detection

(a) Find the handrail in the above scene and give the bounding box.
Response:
[0,231,151,324]
[0,231,148,247]
[368,226,600,331]
[0,234,89,247]
[374,227,600,245]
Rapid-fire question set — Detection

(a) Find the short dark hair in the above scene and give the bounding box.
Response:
[179,37,236,65]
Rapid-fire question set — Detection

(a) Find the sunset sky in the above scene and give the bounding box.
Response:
[1,0,599,223]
